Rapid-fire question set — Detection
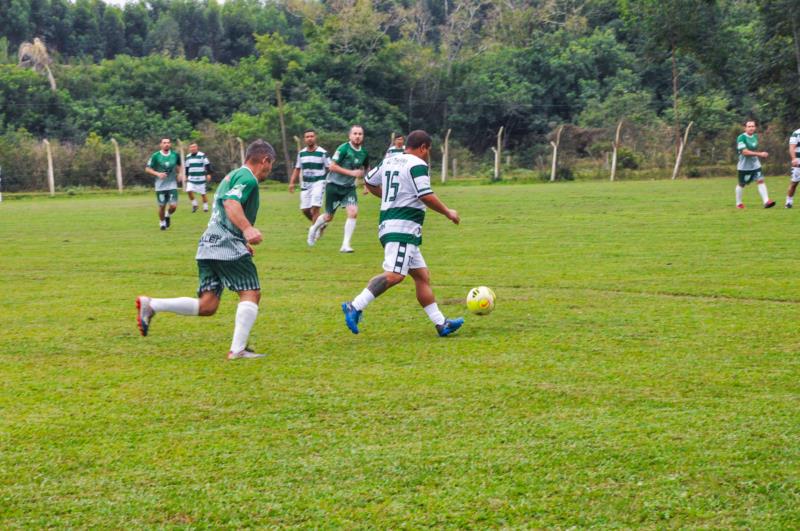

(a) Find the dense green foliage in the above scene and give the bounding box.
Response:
[2,180,800,526]
[1,0,799,186]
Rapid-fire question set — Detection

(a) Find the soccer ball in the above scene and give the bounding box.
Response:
[466,286,496,315]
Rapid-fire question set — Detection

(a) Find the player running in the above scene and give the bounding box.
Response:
[136,140,276,360]
[289,129,330,225]
[145,138,182,229]
[784,127,800,208]
[342,129,464,337]
[735,120,774,209]
[184,142,212,213]
[307,125,370,252]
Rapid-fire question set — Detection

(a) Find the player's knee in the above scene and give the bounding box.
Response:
[198,299,219,316]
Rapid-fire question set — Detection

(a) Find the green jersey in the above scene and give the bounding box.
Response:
[365,153,433,247]
[295,146,330,188]
[195,166,260,261]
[147,150,180,191]
[184,151,211,184]
[328,142,369,187]
[737,133,761,171]
[790,129,800,158]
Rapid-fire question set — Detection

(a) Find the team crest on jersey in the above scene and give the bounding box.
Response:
[227,184,245,198]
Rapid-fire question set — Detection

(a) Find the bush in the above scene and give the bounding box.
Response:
[616,147,642,170]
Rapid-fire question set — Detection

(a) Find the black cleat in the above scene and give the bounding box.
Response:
[786,203,793,209]
[765,200,776,209]
[165,216,171,227]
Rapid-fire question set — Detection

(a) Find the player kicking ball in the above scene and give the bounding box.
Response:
[342,129,464,337]
[136,140,276,360]
[735,119,775,209]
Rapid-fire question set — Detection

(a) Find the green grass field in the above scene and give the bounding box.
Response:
[2,179,799,527]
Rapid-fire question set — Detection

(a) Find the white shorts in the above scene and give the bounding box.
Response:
[186,181,207,194]
[791,167,800,183]
[382,242,427,276]
[300,180,325,209]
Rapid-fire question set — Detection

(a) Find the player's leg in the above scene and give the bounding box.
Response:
[187,190,197,212]
[407,248,463,337]
[756,172,775,208]
[299,187,313,221]
[310,180,324,223]
[201,193,209,212]
[343,241,409,333]
[340,197,358,253]
[157,191,168,229]
[786,169,800,207]
[165,190,178,226]
[215,255,264,359]
[135,260,222,337]
[308,183,337,245]
[736,171,746,208]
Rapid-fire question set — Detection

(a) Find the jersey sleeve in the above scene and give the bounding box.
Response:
[324,151,331,169]
[295,152,302,169]
[146,153,157,169]
[736,134,746,154]
[409,164,433,197]
[790,132,800,146]
[366,164,382,186]
[221,174,257,204]
[331,144,347,163]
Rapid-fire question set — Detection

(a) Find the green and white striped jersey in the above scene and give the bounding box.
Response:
[385,146,405,158]
[147,150,180,191]
[366,153,433,247]
[195,166,260,261]
[184,151,211,183]
[790,129,800,158]
[295,146,330,188]
[737,133,761,171]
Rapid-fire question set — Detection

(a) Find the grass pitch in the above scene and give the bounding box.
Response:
[1,179,799,527]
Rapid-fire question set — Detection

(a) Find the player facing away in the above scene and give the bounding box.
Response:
[145,138,183,229]
[307,125,370,252]
[342,129,464,337]
[136,140,276,360]
[784,128,800,208]
[184,142,212,213]
[735,120,774,209]
[288,129,330,224]
[385,134,405,159]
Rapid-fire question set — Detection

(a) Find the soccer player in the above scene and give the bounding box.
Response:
[385,134,405,158]
[784,127,800,208]
[735,120,774,209]
[145,137,182,230]
[136,140,276,360]
[184,142,212,213]
[288,129,330,224]
[342,129,464,337]
[307,125,370,252]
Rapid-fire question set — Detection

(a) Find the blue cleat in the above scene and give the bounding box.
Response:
[436,317,464,337]
[342,302,362,334]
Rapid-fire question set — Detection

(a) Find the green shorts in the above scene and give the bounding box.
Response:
[156,189,179,206]
[197,255,260,297]
[325,182,357,214]
[738,169,763,187]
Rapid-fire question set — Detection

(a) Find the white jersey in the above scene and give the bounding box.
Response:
[366,153,433,246]
[790,129,800,158]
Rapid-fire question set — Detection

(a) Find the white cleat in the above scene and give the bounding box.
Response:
[227,348,266,360]
[307,225,317,246]
[339,246,354,253]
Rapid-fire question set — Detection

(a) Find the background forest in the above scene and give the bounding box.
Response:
[0,0,799,190]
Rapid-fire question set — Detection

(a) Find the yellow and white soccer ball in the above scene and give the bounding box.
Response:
[466,286,496,315]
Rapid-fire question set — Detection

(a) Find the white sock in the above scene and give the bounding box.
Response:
[203,203,209,211]
[735,185,743,205]
[192,199,198,207]
[787,196,793,206]
[343,218,356,247]
[160,220,166,227]
[165,211,171,218]
[757,183,769,204]
[311,215,327,233]
[150,297,199,315]
[352,288,375,311]
[423,303,446,326]
[230,301,259,353]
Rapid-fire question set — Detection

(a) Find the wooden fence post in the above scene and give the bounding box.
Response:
[550,125,564,182]
[43,139,54,196]
[441,128,451,183]
[275,82,292,178]
[610,120,623,182]
[452,158,457,179]
[111,138,123,192]
[494,126,504,181]
[177,139,187,190]
[237,137,245,166]
[671,121,694,180]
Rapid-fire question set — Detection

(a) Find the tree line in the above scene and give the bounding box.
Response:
[1,0,799,190]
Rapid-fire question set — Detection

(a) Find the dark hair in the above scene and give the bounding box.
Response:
[245,139,276,162]
[405,130,432,149]
[160,137,171,143]
[744,119,757,126]
[395,134,405,140]
[303,128,316,135]
[350,124,364,134]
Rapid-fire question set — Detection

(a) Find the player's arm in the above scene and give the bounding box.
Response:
[205,162,212,182]
[145,166,165,179]
[288,167,300,193]
[420,193,459,225]
[364,166,382,198]
[361,165,371,194]
[365,181,381,197]
[224,199,262,246]
[329,161,363,178]
[790,142,799,167]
